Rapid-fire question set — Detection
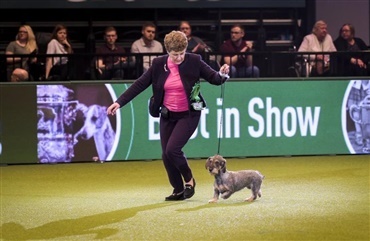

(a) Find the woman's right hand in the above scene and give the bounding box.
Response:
[107,102,120,115]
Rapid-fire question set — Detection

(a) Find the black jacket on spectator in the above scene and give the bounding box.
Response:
[333,36,369,76]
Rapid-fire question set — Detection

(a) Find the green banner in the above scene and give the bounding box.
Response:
[1,79,368,164]
[109,80,369,160]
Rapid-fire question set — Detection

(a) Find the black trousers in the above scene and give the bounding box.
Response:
[160,109,201,193]
[50,63,75,81]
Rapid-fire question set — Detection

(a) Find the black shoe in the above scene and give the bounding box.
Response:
[184,178,196,199]
[165,191,185,201]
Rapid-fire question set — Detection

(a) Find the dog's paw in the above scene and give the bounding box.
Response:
[220,193,232,199]
[208,198,218,203]
[245,196,255,202]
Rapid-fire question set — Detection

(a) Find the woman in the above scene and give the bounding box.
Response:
[298,20,337,76]
[107,31,230,201]
[45,24,73,80]
[334,23,368,76]
[5,25,38,81]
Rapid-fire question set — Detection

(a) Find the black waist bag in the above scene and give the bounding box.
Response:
[149,96,160,117]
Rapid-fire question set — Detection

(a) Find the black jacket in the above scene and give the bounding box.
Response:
[333,36,369,76]
[333,36,368,52]
[116,53,227,117]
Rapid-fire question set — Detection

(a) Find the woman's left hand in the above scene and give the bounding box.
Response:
[107,102,120,115]
[219,64,230,75]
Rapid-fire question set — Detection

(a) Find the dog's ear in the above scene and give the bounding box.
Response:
[93,105,105,117]
[94,105,107,128]
[205,157,211,169]
[220,157,226,173]
[77,103,88,114]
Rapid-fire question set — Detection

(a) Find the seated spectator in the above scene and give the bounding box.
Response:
[179,21,210,54]
[220,24,260,78]
[96,26,128,80]
[10,68,29,82]
[45,24,74,80]
[334,23,368,76]
[179,20,218,70]
[298,20,337,76]
[5,25,38,82]
[130,22,163,72]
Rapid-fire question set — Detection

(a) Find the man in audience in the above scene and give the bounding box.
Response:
[130,22,163,72]
[179,21,210,54]
[220,24,260,78]
[96,26,127,80]
[10,68,29,82]
[179,20,218,70]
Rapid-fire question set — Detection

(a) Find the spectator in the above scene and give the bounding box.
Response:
[10,68,29,82]
[5,25,38,82]
[131,22,163,72]
[334,23,368,76]
[220,24,260,78]
[179,20,218,70]
[96,26,128,80]
[45,24,74,80]
[179,21,210,54]
[298,20,337,76]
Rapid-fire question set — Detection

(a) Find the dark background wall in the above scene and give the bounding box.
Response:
[0,0,306,9]
[316,0,369,45]
[0,0,368,46]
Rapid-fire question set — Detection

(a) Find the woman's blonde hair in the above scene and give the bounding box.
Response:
[312,20,327,34]
[17,25,38,53]
[164,31,188,52]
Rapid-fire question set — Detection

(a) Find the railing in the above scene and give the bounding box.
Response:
[1,51,369,82]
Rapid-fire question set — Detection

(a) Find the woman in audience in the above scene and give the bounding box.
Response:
[298,20,337,76]
[45,24,74,80]
[334,23,368,76]
[5,25,38,81]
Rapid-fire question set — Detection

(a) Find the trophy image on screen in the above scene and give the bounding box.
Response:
[37,85,79,163]
[350,95,370,153]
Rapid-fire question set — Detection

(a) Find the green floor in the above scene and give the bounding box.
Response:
[1,155,369,241]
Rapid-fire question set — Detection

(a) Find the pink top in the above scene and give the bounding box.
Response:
[163,58,189,112]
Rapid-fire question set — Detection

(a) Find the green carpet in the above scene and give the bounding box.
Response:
[1,155,369,241]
